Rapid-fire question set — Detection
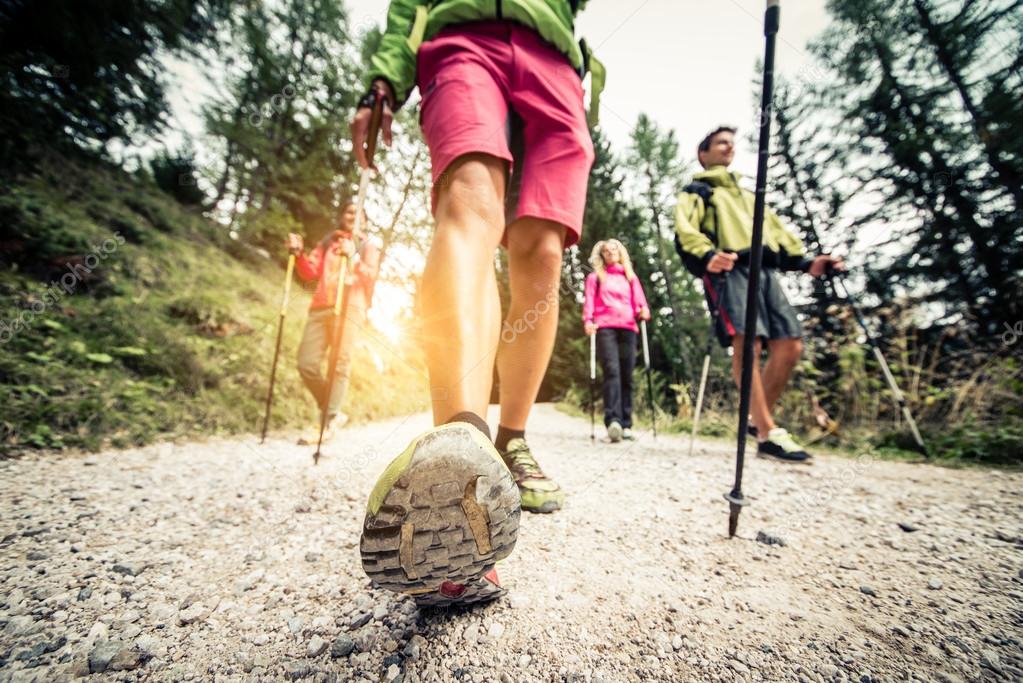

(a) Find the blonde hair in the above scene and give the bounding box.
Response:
[589,239,636,282]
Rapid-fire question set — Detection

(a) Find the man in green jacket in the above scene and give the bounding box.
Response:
[675,126,843,463]
[350,1,602,607]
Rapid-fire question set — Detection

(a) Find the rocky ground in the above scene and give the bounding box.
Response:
[1,404,1021,682]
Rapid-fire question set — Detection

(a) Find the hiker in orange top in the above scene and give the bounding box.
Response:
[286,201,380,444]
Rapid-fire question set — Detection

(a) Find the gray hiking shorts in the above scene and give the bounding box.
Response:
[702,265,802,348]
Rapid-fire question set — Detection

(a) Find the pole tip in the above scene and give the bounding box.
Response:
[728,505,740,537]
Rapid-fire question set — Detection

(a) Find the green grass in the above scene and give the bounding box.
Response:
[0,152,428,455]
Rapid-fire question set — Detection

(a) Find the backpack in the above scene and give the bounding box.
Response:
[674,180,719,276]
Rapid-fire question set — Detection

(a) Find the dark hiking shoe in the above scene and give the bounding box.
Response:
[500,438,564,513]
[360,423,520,607]
[757,428,812,464]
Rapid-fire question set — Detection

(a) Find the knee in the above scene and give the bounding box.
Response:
[508,224,564,274]
[297,356,319,380]
[435,155,505,229]
[776,338,803,365]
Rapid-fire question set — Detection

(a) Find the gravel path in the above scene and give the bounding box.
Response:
[1,404,1021,682]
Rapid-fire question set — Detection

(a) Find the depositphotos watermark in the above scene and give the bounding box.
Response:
[500,288,559,344]
[0,232,125,346]
[1003,321,1022,346]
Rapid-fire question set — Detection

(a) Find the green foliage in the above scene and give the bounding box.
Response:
[0,0,229,163]
[0,153,427,455]
[201,0,361,249]
[150,147,206,206]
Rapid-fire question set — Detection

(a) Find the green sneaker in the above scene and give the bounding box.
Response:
[360,423,521,607]
[500,438,565,514]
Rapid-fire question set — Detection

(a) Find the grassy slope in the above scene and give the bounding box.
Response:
[0,152,428,454]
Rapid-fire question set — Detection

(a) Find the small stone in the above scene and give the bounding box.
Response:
[111,562,145,577]
[178,603,208,626]
[928,578,943,590]
[108,644,143,671]
[518,654,531,668]
[86,621,109,646]
[756,531,786,547]
[235,569,265,593]
[236,651,255,673]
[892,625,910,637]
[487,622,505,640]
[88,641,122,673]
[288,616,304,634]
[373,603,389,620]
[304,552,321,563]
[349,612,371,629]
[859,585,877,597]
[250,633,270,646]
[77,587,93,601]
[463,622,480,644]
[330,634,355,658]
[729,659,750,676]
[823,664,839,678]
[307,636,328,658]
[897,522,918,532]
[134,635,165,658]
[26,550,48,561]
[385,663,402,682]
[980,649,1001,672]
[284,662,311,680]
[671,635,684,651]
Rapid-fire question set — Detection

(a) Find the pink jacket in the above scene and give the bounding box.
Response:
[583,265,649,332]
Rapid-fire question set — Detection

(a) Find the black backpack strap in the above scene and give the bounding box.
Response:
[675,181,719,276]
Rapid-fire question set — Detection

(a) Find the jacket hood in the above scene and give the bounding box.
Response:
[693,165,741,188]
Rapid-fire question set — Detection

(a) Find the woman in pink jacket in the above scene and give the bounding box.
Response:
[583,239,651,442]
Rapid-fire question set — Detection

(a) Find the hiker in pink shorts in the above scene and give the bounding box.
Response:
[351,1,605,607]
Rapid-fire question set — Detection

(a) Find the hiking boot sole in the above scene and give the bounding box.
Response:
[360,424,521,607]
[756,450,814,465]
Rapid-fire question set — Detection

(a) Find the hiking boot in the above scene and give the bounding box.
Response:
[622,428,636,441]
[359,423,520,607]
[297,412,348,445]
[757,428,812,464]
[500,438,565,514]
[607,420,623,443]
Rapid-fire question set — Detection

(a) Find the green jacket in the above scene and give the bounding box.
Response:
[674,165,811,276]
[366,0,604,125]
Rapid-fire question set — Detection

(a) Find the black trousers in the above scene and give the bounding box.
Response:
[596,327,637,428]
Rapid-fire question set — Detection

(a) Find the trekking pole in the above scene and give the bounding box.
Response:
[831,272,928,457]
[690,275,727,457]
[589,332,597,441]
[640,319,656,439]
[313,91,385,464]
[726,0,780,538]
[260,251,297,444]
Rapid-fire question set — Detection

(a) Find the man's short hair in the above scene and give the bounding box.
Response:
[697,126,737,155]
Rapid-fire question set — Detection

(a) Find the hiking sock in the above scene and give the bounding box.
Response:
[445,412,491,442]
[495,426,525,453]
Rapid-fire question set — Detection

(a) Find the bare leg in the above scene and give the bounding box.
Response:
[762,337,803,410]
[497,218,566,429]
[421,154,507,424]
[731,335,775,435]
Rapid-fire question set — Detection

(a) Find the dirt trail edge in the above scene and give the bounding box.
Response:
[1,404,1020,682]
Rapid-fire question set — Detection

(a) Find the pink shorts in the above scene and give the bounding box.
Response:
[416,21,595,247]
